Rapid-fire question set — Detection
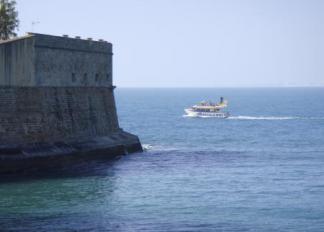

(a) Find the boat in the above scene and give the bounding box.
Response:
[184,97,230,118]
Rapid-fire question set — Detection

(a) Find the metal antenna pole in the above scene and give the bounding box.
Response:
[31,21,40,32]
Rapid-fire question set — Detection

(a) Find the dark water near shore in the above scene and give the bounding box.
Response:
[1,88,324,231]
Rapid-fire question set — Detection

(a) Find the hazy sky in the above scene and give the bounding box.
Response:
[17,0,324,87]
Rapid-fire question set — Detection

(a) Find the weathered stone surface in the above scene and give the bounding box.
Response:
[0,33,142,173]
[0,131,141,174]
[0,87,119,145]
[0,33,112,87]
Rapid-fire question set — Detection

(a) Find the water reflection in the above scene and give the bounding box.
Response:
[0,156,122,183]
[0,158,123,231]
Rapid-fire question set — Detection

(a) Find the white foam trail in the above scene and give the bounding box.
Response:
[184,114,324,120]
[309,117,324,120]
[227,116,298,120]
[182,114,193,118]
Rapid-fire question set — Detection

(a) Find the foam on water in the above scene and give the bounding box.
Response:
[228,116,324,120]
[142,144,154,151]
[143,144,182,152]
[184,115,324,120]
[228,115,298,120]
[183,114,297,120]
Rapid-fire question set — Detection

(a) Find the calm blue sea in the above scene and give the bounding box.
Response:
[1,88,324,231]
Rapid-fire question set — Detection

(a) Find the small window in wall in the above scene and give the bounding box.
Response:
[106,73,110,81]
[95,73,99,82]
[72,73,76,82]
[83,73,88,84]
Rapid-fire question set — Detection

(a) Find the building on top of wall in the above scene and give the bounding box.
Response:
[0,33,113,87]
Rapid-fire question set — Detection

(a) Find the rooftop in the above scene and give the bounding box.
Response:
[0,32,111,45]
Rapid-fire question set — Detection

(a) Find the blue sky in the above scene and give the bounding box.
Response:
[17,0,324,87]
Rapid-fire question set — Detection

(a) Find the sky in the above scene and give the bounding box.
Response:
[16,0,324,87]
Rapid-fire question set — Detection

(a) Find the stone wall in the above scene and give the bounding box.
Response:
[0,33,141,158]
[0,33,118,144]
[0,87,119,146]
[0,33,113,87]
[0,36,35,86]
[34,34,113,87]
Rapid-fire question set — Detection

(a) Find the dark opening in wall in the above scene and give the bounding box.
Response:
[106,73,110,81]
[72,73,76,82]
[95,73,99,82]
[83,73,88,84]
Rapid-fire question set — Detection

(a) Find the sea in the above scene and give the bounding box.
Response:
[0,88,324,232]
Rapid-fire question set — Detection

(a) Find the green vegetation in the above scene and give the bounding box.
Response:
[0,0,19,40]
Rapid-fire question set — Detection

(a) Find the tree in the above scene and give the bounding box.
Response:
[0,0,19,40]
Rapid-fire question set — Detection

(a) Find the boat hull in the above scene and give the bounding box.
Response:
[184,109,229,118]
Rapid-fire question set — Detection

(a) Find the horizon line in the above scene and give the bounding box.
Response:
[115,86,324,88]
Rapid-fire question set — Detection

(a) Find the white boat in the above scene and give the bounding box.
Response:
[184,97,230,118]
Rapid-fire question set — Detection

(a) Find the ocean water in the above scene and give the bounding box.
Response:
[1,88,324,231]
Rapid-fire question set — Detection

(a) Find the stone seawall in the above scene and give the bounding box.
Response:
[0,130,142,174]
[0,86,119,145]
[0,86,142,174]
[0,34,142,174]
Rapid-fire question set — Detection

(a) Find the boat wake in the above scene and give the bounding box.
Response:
[227,116,298,120]
[183,115,324,120]
[228,116,324,120]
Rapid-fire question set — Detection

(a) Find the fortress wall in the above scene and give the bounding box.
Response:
[34,34,111,54]
[0,36,35,86]
[0,87,119,146]
[0,33,142,162]
[0,34,113,87]
[34,46,112,87]
[0,34,118,145]
[34,34,113,87]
